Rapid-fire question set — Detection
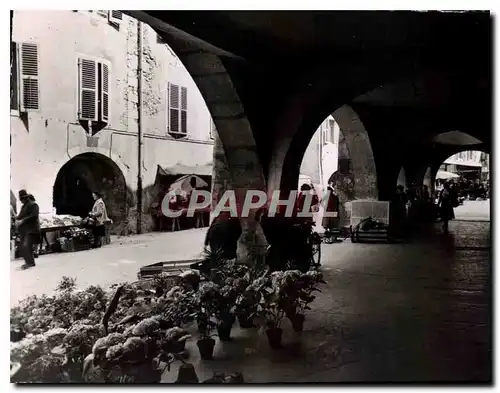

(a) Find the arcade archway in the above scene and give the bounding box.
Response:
[53,153,128,232]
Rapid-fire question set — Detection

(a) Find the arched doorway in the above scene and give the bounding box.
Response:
[53,153,128,232]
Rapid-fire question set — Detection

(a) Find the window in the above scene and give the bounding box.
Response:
[168,83,187,136]
[77,57,109,124]
[11,42,40,111]
[108,10,122,25]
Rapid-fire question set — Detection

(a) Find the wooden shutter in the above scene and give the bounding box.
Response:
[169,83,180,133]
[180,86,187,134]
[109,10,122,24]
[78,58,97,121]
[19,43,39,111]
[101,63,109,122]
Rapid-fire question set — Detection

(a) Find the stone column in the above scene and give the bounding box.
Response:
[210,130,232,224]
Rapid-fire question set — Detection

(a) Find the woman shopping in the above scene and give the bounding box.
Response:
[85,191,110,248]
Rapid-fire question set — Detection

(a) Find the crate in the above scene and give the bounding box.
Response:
[60,237,91,253]
[137,259,203,280]
[351,227,390,243]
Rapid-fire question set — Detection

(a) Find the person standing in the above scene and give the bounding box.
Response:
[87,191,109,248]
[438,182,456,234]
[15,189,40,269]
[391,185,408,237]
[322,184,340,231]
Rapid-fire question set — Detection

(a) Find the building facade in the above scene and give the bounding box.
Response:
[441,150,483,182]
[299,115,340,190]
[10,10,215,233]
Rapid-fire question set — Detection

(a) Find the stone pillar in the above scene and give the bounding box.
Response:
[330,134,355,227]
[210,130,232,224]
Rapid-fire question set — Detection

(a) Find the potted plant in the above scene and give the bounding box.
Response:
[246,274,286,349]
[285,270,326,332]
[195,313,217,360]
[194,282,220,359]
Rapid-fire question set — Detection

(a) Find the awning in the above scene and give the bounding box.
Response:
[157,163,212,177]
[436,170,460,180]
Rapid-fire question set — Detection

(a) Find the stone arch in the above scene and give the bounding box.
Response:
[278,104,378,226]
[128,12,266,208]
[53,152,128,233]
[423,166,433,191]
[331,105,378,199]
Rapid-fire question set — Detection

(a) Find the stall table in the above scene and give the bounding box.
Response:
[38,224,81,254]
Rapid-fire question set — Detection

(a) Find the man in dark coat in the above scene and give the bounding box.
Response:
[15,189,40,269]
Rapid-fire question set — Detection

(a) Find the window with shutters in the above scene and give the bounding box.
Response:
[108,10,122,25]
[14,42,40,112]
[77,56,110,126]
[168,83,187,137]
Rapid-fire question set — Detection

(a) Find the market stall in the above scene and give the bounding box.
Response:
[37,214,87,254]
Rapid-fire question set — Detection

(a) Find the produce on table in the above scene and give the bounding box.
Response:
[39,215,82,229]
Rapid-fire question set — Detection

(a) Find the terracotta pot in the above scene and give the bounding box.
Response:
[238,315,256,329]
[217,324,232,342]
[217,316,235,341]
[175,363,199,383]
[171,339,186,353]
[265,328,283,349]
[197,338,216,360]
[291,313,305,332]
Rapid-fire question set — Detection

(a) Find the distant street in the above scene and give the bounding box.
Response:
[453,200,490,222]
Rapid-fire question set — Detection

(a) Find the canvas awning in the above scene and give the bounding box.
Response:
[157,163,212,177]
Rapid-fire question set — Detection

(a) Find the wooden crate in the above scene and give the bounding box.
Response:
[351,227,390,243]
[60,237,91,252]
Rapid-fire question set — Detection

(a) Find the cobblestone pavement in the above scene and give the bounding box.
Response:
[161,219,491,383]
[11,204,491,382]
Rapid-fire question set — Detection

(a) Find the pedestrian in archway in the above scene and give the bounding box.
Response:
[86,191,109,248]
[15,189,40,269]
[438,182,456,234]
[322,184,340,232]
[391,185,408,238]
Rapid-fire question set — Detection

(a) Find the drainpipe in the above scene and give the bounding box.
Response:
[136,20,143,234]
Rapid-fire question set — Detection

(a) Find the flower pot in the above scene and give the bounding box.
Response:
[197,338,216,360]
[291,313,305,332]
[172,339,186,353]
[238,315,256,329]
[217,316,235,341]
[217,324,232,342]
[265,328,283,349]
[175,363,199,383]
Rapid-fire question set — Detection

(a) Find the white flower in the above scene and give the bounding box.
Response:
[131,318,160,336]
